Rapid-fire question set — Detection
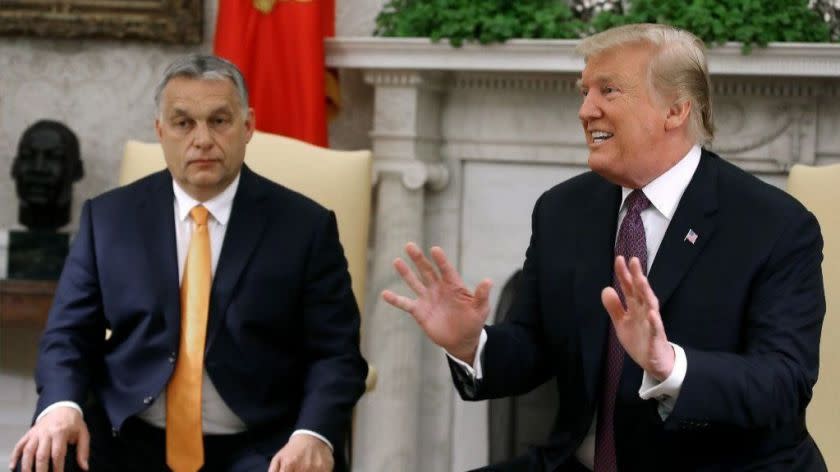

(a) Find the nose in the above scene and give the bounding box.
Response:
[192,122,213,149]
[29,151,53,174]
[33,152,46,171]
[578,92,602,123]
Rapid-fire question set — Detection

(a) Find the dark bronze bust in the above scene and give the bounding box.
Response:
[11,120,84,230]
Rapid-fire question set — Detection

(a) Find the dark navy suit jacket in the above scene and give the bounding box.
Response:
[452,150,826,471]
[34,165,368,454]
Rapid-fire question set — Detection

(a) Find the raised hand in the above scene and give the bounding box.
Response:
[601,256,675,381]
[382,242,492,364]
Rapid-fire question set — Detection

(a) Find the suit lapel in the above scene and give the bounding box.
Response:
[648,150,719,311]
[205,165,268,351]
[138,170,181,350]
[575,179,622,401]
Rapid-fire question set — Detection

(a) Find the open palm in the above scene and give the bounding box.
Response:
[601,256,674,381]
[382,243,492,363]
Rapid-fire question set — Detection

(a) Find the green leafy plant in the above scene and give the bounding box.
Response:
[591,0,831,52]
[374,0,587,46]
[375,0,833,51]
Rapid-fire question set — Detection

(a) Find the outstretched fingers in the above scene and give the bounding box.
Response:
[614,256,636,302]
[631,260,659,313]
[381,290,418,317]
[393,258,427,297]
[405,242,439,285]
[430,246,464,286]
[601,286,625,323]
[637,275,664,338]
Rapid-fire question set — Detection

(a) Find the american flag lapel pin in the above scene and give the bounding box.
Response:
[684,229,698,245]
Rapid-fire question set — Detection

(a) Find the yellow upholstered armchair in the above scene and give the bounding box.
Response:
[787,163,840,470]
[120,131,377,392]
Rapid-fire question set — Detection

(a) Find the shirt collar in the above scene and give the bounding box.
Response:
[620,144,702,220]
[172,172,240,225]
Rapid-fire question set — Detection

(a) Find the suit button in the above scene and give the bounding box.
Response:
[112,428,119,438]
[168,355,176,364]
[143,396,154,405]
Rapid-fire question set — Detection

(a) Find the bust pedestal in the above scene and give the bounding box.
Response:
[1,230,69,280]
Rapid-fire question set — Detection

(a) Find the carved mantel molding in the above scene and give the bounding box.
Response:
[373,158,450,191]
[327,37,840,77]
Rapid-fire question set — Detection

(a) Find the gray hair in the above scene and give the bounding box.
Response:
[154,54,249,115]
[577,24,714,145]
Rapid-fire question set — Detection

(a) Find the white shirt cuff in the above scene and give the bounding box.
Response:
[444,329,488,380]
[291,429,333,451]
[36,401,83,423]
[639,342,686,420]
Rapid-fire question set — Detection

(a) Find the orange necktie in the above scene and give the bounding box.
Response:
[166,205,211,472]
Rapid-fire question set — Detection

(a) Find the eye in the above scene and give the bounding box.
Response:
[580,88,589,97]
[603,86,618,95]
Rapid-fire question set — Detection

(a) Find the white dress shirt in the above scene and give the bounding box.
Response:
[448,145,702,470]
[39,173,330,449]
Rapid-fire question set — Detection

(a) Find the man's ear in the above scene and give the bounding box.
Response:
[154,117,163,141]
[244,108,256,143]
[665,100,692,132]
[72,158,84,181]
[10,155,21,179]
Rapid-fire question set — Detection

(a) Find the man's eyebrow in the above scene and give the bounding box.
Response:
[170,108,190,117]
[577,75,620,90]
[209,106,234,115]
[168,105,233,117]
[591,75,615,85]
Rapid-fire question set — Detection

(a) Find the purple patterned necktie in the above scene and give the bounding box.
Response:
[593,189,650,472]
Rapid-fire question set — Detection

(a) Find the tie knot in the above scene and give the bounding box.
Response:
[190,205,209,226]
[625,189,650,214]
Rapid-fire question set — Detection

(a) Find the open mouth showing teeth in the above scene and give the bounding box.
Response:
[591,131,613,143]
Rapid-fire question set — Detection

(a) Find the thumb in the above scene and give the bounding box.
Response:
[75,423,90,471]
[474,278,493,303]
[474,279,493,321]
[601,287,625,323]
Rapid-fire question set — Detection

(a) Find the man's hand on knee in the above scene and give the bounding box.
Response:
[9,406,89,472]
[268,434,333,472]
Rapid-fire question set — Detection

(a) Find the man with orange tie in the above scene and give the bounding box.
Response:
[10,54,367,472]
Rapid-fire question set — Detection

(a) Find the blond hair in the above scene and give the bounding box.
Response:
[577,24,714,145]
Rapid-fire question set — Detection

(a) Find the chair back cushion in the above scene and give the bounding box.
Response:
[787,163,840,469]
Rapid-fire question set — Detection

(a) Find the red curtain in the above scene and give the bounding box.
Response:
[214,0,336,146]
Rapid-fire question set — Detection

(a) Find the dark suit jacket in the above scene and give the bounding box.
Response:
[452,150,826,471]
[34,165,368,455]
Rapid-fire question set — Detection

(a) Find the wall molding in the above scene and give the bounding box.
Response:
[327,37,840,78]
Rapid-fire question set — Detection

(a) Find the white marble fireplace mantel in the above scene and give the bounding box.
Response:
[327,37,840,76]
[329,38,840,472]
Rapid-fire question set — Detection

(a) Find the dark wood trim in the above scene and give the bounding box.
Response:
[0,0,203,45]
[0,279,57,324]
